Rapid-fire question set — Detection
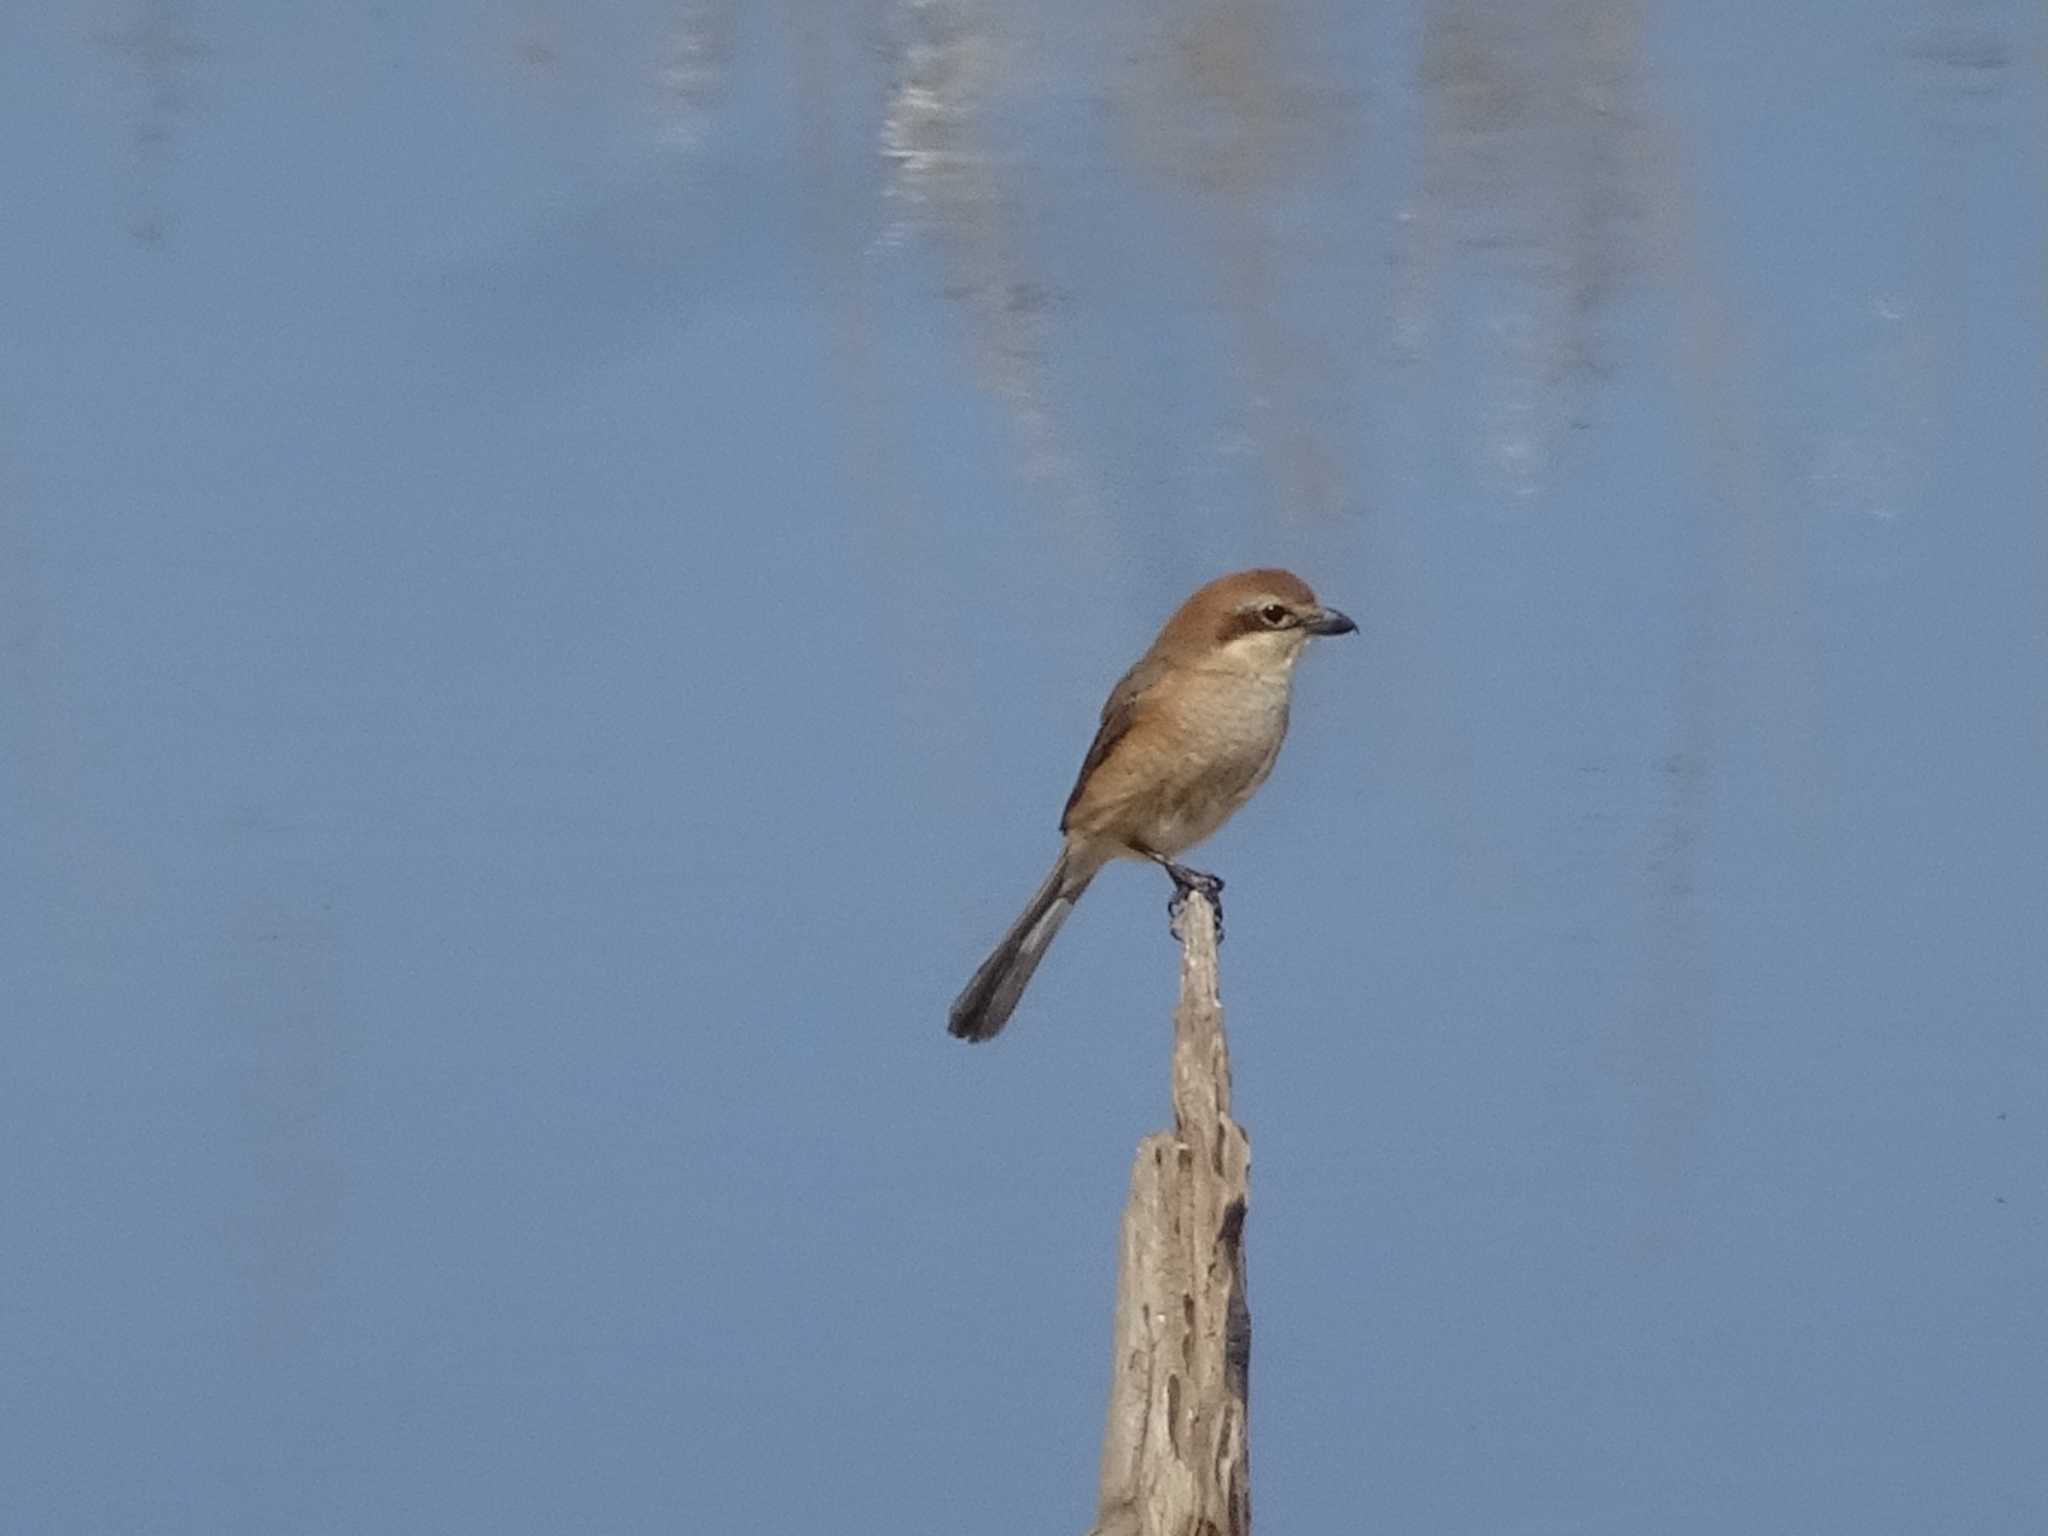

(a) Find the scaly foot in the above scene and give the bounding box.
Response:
[1161,861,1225,943]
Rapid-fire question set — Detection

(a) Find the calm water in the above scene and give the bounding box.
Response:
[3,3,2044,1532]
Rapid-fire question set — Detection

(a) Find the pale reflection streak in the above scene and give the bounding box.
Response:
[654,0,737,153]
[1119,2,1367,527]
[1396,0,1646,499]
[1901,0,2048,771]
[789,2,973,739]
[1807,1,2016,529]
[1804,295,1937,529]
[494,5,736,157]
[1615,105,1823,1241]
[877,0,1108,537]
[1393,0,1721,1231]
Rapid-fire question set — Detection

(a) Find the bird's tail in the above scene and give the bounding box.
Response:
[947,849,1096,1042]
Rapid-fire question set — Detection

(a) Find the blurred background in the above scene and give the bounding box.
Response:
[3,2,2044,1532]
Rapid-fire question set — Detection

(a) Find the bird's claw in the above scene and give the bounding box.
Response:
[1164,865,1225,944]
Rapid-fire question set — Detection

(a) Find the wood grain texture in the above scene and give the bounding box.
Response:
[1088,892,1251,1536]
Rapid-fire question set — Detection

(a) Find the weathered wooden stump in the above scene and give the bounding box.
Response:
[1088,892,1251,1536]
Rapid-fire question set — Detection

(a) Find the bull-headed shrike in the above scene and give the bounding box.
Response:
[948,568,1354,1041]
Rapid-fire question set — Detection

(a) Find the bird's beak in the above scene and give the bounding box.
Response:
[1305,606,1357,636]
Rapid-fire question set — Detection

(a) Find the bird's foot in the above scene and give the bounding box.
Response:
[1163,863,1225,943]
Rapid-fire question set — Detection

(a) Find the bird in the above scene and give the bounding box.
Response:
[947,568,1355,1041]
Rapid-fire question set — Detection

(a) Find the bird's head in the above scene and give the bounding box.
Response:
[1157,568,1356,675]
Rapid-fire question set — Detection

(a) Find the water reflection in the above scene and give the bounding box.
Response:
[1398,0,1647,498]
[878,0,1109,533]
[866,1,1659,522]
[1906,0,2014,112]
[1118,0,1368,524]
[98,0,206,246]
[13,2,2048,1530]
[220,891,345,1351]
[655,0,737,153]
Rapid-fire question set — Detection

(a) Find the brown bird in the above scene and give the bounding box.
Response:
[948,568,1355,1041]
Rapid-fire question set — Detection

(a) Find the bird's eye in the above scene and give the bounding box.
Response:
[1259,603,1290,627]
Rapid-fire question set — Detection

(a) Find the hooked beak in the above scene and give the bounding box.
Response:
[1305,606,1357,637]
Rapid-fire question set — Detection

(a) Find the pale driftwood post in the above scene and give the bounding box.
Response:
[1088,891,1252,1536]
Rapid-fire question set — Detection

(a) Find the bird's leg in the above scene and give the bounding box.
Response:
[1147,851,1225,942]
[1165,860,1224,903]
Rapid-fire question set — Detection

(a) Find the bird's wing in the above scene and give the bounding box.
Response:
[1059,652,1167,832]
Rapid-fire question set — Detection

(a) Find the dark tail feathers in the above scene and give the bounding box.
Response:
[947,852,1094,1041]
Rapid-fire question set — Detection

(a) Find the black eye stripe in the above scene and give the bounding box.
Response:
[1218,604,1296,643]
